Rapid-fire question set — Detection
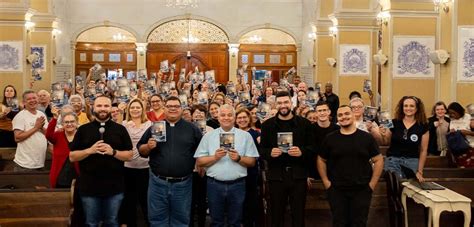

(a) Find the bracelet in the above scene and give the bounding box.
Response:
[112,149,117,157]
[236,155,241,162]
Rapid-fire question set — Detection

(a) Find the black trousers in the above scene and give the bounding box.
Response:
[243,171,259,227]
[190,172,207,227]
[119,167,149,227]
[327,185,373,227]
[268,169,307,227]
[0,129,16,147]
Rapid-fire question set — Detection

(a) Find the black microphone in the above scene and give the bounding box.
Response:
[99,127,105,140]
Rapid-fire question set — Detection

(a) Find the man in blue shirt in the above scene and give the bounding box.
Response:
[194,104,259,227]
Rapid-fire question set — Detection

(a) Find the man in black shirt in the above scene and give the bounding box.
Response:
[137,96,202,226]
[69,96,133,226]
[260,91,314,227]
[322,82,339,123]
[317,105,383,227]
[308,102,340,180]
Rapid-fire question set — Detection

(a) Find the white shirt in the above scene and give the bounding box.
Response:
[450,114,474,147]
[12,109,49,169]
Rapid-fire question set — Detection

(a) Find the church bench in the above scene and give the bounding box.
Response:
[0,171,50,189]
[0,189,71,227]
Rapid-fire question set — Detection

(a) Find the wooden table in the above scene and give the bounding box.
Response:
[401,181,471,227]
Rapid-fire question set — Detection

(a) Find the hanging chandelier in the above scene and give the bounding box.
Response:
[166,0,198,9]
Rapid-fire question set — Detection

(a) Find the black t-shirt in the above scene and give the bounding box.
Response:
[320,129,379,188]
[69,120,133,196]
[309,122,340,179]
[207,118,220,129]
[387,119,428,158]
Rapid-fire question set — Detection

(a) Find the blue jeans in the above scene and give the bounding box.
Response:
[384,156,419,179]
[80,193,124,227]
[148,171,193,227]
[207,177,246,227]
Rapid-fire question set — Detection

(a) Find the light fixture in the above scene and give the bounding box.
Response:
[433,0,450,13]
[248,35,262,43]
[182,35,199,43]
[25,21,35,32]
[228,44,240,57]
[329,26,338,37]
[376,11,391,26]
[52,28,62,37]
[166,0,198,9]
[308,32,317,41]
[113,33,126,41]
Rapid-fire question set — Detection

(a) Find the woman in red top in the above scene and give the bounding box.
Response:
[46,107,80,188]
[146,94,165,122]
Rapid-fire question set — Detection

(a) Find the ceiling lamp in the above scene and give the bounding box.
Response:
[113,33,126,41]
[166,0,198,9]
[249,35,262,43]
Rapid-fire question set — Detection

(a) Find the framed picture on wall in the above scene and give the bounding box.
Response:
[392,36,435,78]
[92,53,104,62]
[109,53,121,62]
[457,26,474,81]
[31,45,46,71]
[339,44,370,76]
[79,53,86,62]
[126,53,134,62]
[286,54,293,64]
[269,55,281,64]
[254,54,265,64]
[241,54,249,64]
[0,41,23,72]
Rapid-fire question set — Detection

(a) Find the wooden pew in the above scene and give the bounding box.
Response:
[423,168,474,178]
[0,147,16,160]
[0,189,71,227]
[0,171,50,189]
[379,146,455,168]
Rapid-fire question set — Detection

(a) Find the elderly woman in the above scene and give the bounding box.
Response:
[349,97,382,143]
[46,107,79,188]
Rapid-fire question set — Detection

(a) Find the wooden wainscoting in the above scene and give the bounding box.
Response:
[75,42,137,78]
[147,43,229,83]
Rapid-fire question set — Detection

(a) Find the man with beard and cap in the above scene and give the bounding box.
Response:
[260,91,314,227]
[69,96,133,227]
[317,105,383,227]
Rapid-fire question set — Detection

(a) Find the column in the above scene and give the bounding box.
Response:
[228,43,239,83]
[135,42,148,70]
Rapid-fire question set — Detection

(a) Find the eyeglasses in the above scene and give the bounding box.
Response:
[165,105,181,109]
[351,105,364,110]
[403,129,408,140]
[63,120,76,125]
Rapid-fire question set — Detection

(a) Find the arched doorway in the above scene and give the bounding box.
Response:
[238,28,297,83]
[146,19,229,83]
[74,26,138,80]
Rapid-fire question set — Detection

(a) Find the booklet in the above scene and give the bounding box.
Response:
[205,70,216,84]
[239,92,251,105]
[194,120,207,135]
[146,79,157,94]
[152,121,167,142]
[363,79,372,92]
[75,75,84,88]
[363,106,378,122]
[315,82,322,94]
[160,60,169,73]
[255,80,264,90]
[378,111,394,129]
[6,98,19,111]
[257,102,271,121]
[278,132,293,153]
[179,68,186,82]
[467,103,474,119]
[307,91,319,107]
[220,132,235,151]
[117,86,131,103]
[198,91,209,105]
[51,90,65,107]
[226,84,237,99]
[178,94,188,108]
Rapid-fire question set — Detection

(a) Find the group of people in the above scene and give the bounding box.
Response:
[0,68,473,227]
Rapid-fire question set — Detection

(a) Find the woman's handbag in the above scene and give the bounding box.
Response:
[446,131,470,156]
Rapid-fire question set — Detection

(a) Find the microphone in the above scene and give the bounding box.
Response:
[99,127,105,140]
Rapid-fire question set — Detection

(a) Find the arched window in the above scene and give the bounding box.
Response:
[147,19,228,43]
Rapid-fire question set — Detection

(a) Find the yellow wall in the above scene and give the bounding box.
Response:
[456,0,474,105]
[341,0,371,10]
[30,0,50,14]
[316,36,333,84]
[0,26,25,95]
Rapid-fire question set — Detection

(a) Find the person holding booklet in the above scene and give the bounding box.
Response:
[317,105,383,227]
[194,104,259,227]
[137,96,202,226]
[260,91,314,227]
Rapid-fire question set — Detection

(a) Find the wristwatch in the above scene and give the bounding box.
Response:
[112,149,117,157]
[235,155,241,162]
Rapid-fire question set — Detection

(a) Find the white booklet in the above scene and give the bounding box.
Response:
[152,121,167,142]
[278,132,293,153]
[220,132,235,151]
